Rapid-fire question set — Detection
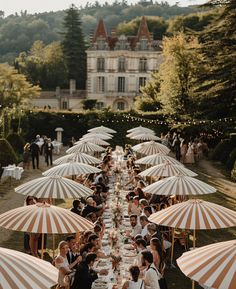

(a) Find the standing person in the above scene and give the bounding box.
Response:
[180,139,188,164]
[30,140,40,169]
[69,137,76,148]
[45,138,54,166]
[172,135,181,161]
[185,141,195,164]
[66,236,80,269]
[23,143,31,169]
[141,251,160,289]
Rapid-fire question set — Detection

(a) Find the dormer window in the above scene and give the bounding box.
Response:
[140,39,148,50]
[97,38,106,50]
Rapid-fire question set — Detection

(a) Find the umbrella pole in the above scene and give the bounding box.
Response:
[41,233,44,259]
[50,198,56,259]
[171,227,175,266]
[191,230,196,289]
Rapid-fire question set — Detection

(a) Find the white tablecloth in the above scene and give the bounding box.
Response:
[52,141,63,154]
[1,166,24,180]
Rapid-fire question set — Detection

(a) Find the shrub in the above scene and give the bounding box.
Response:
[226,147,236,170]
[6,133,25,155]
[211,139,236,163]
[0,139,18,169]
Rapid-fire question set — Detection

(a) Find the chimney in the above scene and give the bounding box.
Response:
[70,79,76,95]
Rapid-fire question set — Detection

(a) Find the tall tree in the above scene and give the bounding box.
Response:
[195,0,236,118]
[158,33,204,115]
[61,4,87,89]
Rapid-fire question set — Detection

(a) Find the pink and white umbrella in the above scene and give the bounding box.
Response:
[0,247,58,289]
[88,126,117,134]
[139,163,197,177]
[135,153,182,166]
[78,137,110,146]
[132,141,170,155]
[66,141,105,154]
[177,240,236,289]
[127,126,154,133]
[82,132,112,140]
[130,132,160,141]
[53,152,101,165]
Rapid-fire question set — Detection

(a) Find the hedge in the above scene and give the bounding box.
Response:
[226,147,236,170]
[6,133,25,155]
[0,139,18,170]
[211,138,236,163]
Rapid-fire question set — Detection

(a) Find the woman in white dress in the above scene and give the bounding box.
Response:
[55,241,81,289]
[122,265,144,289]
[185,142,195,164]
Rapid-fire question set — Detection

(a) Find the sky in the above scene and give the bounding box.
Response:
[1,0,207,16]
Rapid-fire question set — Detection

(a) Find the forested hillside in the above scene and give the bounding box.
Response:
[0,1,205,63]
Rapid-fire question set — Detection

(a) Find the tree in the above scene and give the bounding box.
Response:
[158,33,204,115]
[135,73,163,111]
[61,4,87,89]
[82,99,97,110]
[15,41,68,89]
[195,0,236,118]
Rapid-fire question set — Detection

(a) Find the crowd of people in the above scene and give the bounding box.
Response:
[20,132,211,289]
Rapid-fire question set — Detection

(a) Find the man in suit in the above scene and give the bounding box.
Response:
[71,253,98,289]
[44,138,54,166]
[66,235,80,269]
[30,140,40,169]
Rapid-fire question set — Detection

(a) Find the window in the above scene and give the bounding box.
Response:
[97,77,105,93]
[139,58,147,72]
[117,101,125,111]
[118,77,125,92]
[97,39,106,50]
[96,102,104,109]
[62,101,68,110]
[140,39,148,50]
[139,77,147,88]
[97,58,105,72]
[118,57,126,72]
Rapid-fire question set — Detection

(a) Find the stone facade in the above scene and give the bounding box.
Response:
[86,17,163,111]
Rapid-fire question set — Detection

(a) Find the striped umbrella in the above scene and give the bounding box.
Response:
[88,126,117,134]
[15,176,93,199]
[43,162,101,177]
[0,247,58,289]
[127,126,154,133]
[127,131,157,139]
[139,163,197,177]
[0,203,94,258]
[53,152,101,165]
[66,141,105,154]
[177,240,236,289]
[143,175,216,196]
[82,132,113,140]
[130,132,160,141]
[149,199,236,231]
[135,153,182,166]
[78,137,110,146]
[132,141,170,155]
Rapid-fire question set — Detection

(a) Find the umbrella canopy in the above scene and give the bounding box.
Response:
[135,153,182,166]
[143,175,216,196]
[139,163,197,177]
[127,126,154,133]
[53,152,101,165]
[149,199,236,230]
[132,141,170,155]
[88,126,117,134]
[0,202,94,233]
[0,247,58,289]
[66,141,105,154]
[15,176,93,199]
[78,137,110,146]
[126,130,156,138]
[43,162,101,177]
[82,132,112,140]
[177,240,236,289]
[130,132,160,141]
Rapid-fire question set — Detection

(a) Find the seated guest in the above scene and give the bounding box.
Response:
[128,214,142,238]
[70,200,82,215]
[122,265,144,289]
[81,197,99,218]
[128,196,141,216]
[80,243,96,260]
[150,238,163,270]
[66,236,80,268]
[55,241,81,289]
[147,223,162,244]
[134,187,146,200]
[134,239,147,267]
[140,215,150,239]
[86,212,97,223]
[71,253,98,289]
[143,206,153,218]
[141,251,160,289]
